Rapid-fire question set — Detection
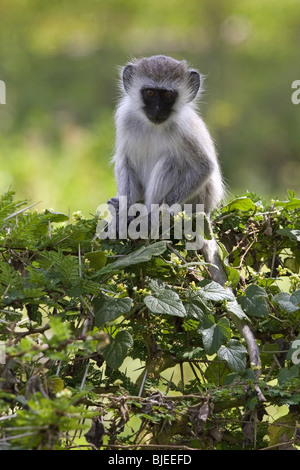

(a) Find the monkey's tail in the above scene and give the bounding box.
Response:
[201,238,266,402]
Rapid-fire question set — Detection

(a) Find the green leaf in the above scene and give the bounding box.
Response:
[224,368,256,385]
[226,300,250,321]
[217,339,247,372]
[94,295,133,327]
[179,346,205,361]
[225,266,240,289]
[102,330,134,369]
[225,197,256,212]
[216,243,240,289]
[291,290,300,304]
[275,198,300,210]
[197,280,234,302]
[201,317,231,355]
[276,228,300,241]
[261,343,279,366]
[246,284,268,298]
[48,316,71,344]
[43,210,69,223]
[98,241,167,274]
[284,257,300,273]
[277,365,299,385]
[185,292,206,320]
[273,292,300,314]
[144,288,186,318]
[238,285,269,318]
[204,360,231,386]
[85,251,107,270]
[148,278,167,294]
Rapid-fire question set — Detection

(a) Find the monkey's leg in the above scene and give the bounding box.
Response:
[201,238,265,400]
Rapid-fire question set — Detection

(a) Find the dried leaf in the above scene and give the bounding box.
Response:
[188,401,213,434]
[0,368,20,394]
[84,416,105,450]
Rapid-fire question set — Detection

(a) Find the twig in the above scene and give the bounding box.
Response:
[13,323,50,343]
[80,361,90,390]
[188,361,202,386]
[228,229,258,257]
[237,239,256,270]
[166,243,186,264]
[165,371,174,395]
[270,240,278,277]
[102,443,196,450]
[253,409,257,450]
[80,296,94,318]
[3,201,41,222]
[78,242,82,278]
[0,201,41,231]
[0,414,17,421]
[260,440,296,450]
[180,362,184,393]
[56,361,62,376]
[138,368,148,397]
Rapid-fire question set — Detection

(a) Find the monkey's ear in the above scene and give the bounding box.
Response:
[187,70,200,101]
[122,64,135,92]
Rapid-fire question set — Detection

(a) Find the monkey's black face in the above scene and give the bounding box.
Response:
[141,87,178,124]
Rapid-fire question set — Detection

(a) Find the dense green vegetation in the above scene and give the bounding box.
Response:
[0,190,299,450]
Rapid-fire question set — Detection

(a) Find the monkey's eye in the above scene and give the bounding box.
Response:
[163,91,173,100]
[143,88,156,99]
[163,90,177,102]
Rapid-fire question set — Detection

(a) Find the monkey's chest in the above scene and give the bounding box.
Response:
[129,149,165,193]
[126,134,177,184]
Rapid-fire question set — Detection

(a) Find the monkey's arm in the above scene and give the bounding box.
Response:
[111,156,143,207]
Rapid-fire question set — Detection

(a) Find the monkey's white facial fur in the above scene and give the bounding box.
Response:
[120,55,201,125]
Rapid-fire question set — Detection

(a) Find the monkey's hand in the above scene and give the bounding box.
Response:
[106,196,140,238]
[104,197,119,239]
[107,196,120,213]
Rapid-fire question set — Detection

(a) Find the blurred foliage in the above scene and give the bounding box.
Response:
[0,0,299,215]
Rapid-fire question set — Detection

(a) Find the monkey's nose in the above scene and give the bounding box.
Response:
[154,107,168,123]
[146,105,168,124]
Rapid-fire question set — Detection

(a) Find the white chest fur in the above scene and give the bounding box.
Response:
[115,105,182,186]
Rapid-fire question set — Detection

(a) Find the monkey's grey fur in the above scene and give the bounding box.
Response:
[110,55,263,388]
[113,55,224,216]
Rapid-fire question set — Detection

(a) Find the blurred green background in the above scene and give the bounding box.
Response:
[0,0,299,216]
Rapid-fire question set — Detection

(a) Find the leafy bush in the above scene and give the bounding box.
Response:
[0,190,299,450]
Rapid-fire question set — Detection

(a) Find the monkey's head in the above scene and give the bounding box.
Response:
[121,55,201,125]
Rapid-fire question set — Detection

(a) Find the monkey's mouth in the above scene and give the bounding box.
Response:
[147,115,168,124]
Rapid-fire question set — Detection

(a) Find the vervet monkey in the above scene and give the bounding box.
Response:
[109,55,262,387]
[112,55,223,217]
